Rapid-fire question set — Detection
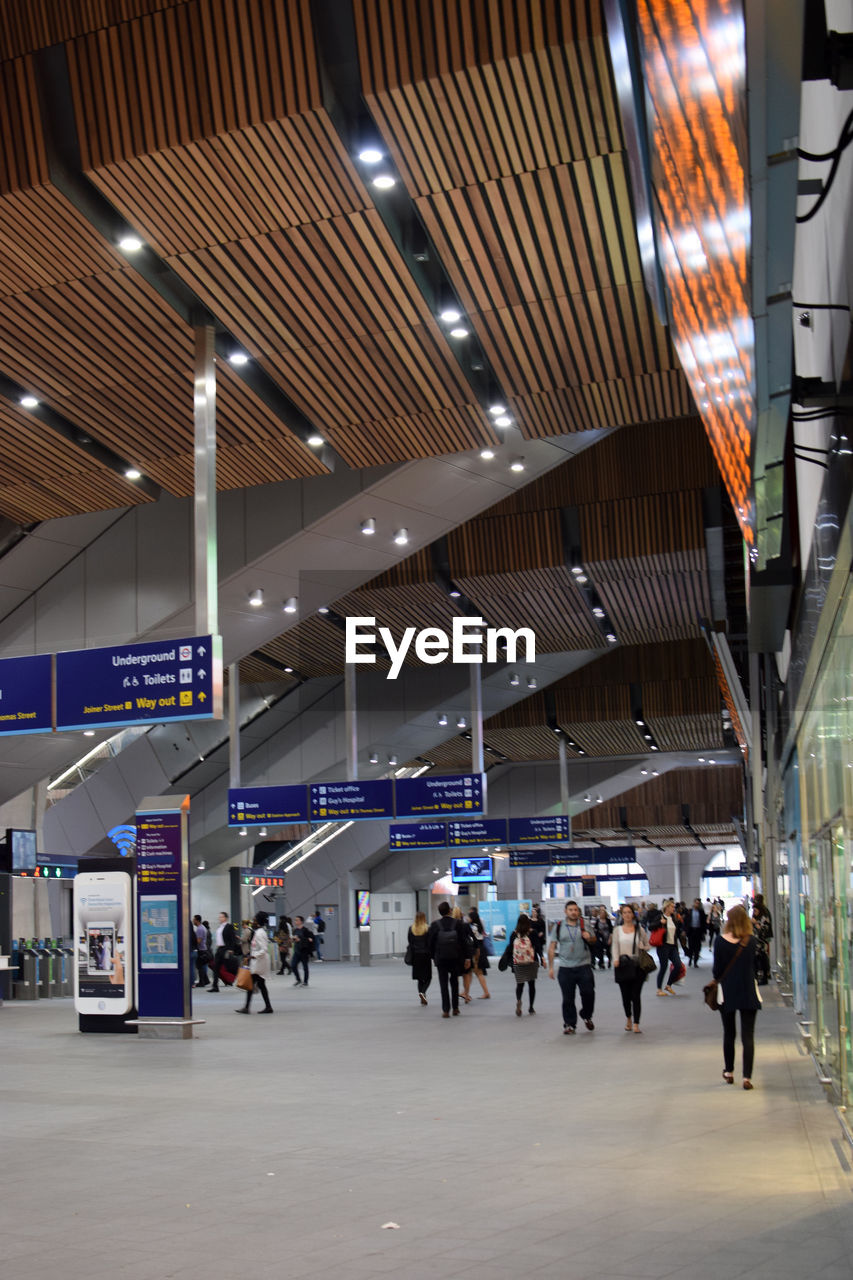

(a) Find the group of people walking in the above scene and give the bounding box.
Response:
[406,897,767,1088]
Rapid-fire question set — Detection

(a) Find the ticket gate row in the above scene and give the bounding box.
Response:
[10,938,73,999]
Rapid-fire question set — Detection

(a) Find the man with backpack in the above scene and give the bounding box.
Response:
[547,899,596,1034]
[428,903,472,1017]
[291,916,314,987]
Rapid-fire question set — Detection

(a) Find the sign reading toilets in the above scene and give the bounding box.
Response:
[56,634,222,730]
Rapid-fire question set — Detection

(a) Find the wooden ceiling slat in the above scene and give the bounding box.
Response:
[448,510,564,576]
[0,58,48,194]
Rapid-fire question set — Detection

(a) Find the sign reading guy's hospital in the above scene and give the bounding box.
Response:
[344,616,535,679]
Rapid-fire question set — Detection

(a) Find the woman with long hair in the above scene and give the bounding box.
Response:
[407,911,432,1005]
[713,904,761,1088]
[462,906,491,1002]
[509,912,541,1016]
[611,904,651,1033]
[655,900,680,996]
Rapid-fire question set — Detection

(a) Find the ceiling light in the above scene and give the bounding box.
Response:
[372,174,396,189]
[248,588,264,607]
[494,415,512,427]
[456,716,466,729]
[283,596,298,614]
[636,719,644,726]
[640,769,648,776]
[708,758,716,764]
[606,633,617,643]
[644,733,652,741]
[583,793,591,804]
[571,566,583,576]
[19,395,39,409]
[439,308,462,324]
[318,606,329,614]
[592,607,605,619]
[118,234,143,252]
[448,589,461,599]
[239,827,247,836]
[510,458,525,472]
[509,673,519,686]
[480,448,495,460]
[388,754,397,766]
[83,730,95,737]
[576,574,588,585]
[650,744,659,751]
[489,403,506,416]
[360,517,376,535]
[359,147,383,163]
[527,677,537,689]
[698,757,706,763]
[258,828,268,838]
[307,435,324,447]
[577,749,585,755]
[449,327,469,339]
[438,713,448,726]
[228,351,249,366]
[284,666,293,674]
[596,795,603,803]
[393,528,408,546]
[369,752,379,765]
[124,467,141,480]
[652,770,659,777]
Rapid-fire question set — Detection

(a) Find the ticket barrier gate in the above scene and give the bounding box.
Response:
[35,940,53,998]
[56,942,73,996]
[13,938,39,1000]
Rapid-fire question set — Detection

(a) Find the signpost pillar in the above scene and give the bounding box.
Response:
[345,664,358,780]
[470,666,484,775]
[228,662,240,788]
[134,794,201,1039]
[194,324,218,639]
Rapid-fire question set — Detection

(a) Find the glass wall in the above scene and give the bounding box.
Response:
[796,579,853,1105]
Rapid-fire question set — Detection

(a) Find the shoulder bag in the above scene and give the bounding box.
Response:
[637,932,657,975]
[703,941,745,1010]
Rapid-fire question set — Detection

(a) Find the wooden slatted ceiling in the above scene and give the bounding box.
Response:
[0,2,185,61]
[457,568,604,651]
[553,640,716,689]
[0,405,151,522]
[593,571,711,645]
[333,581,465,642]
[512,372,692,438]
[591,766,742,830]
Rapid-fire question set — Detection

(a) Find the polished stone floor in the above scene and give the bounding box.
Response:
[3,948,852,1279]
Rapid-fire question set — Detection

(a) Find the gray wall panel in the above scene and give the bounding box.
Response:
[84,516,138,645]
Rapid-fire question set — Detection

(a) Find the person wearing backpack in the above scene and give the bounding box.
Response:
[509,912,543,1017]
[427,902,472,1017]
[546,900,596,1033]
[291,916,314,988]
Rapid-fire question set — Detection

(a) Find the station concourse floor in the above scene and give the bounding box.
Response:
[3,950,853,1280]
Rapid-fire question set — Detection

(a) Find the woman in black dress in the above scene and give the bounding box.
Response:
[407,911,432,1005]
[713,904,761,1089]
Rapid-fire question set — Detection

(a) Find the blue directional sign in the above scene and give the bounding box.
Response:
[508,815,571,846]
[389,822,448,852]
[310,779,394,822]
[228,786,308,827]
[0,653,52,735]
[395,772,485,819]
[447,818,508,847]
[556,846,638,865]
[56,635,221,731]
[509,850,557,868]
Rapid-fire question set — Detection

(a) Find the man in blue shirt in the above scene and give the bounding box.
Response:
[547,900,596,1034]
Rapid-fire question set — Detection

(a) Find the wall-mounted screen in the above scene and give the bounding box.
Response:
[450,856,494,884]
[9,828,36,872]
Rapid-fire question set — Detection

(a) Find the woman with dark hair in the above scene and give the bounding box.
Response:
[236,910,273,1014]
[655,900,680,996]
[407,911,432,1005]
[462,906,491,1002]
[611,904,651,1033]
[713,904,761,1088]
[509,913,541,1016]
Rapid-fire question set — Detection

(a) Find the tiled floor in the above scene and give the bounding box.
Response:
[3,950,853,1279]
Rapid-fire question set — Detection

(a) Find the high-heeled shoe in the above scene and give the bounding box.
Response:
[743,1079,754,1090]
[722,1071,734,1084]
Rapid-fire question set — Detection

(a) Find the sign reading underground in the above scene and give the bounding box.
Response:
[56,635,222,731]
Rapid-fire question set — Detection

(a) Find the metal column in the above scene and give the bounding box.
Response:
[193,325,218,638]
[470,666,484,775]
[345,664,358,780]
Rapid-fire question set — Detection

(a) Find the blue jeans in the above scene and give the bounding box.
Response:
[657,943,679,988]
[292,953,310,984]
[557,964,595,1028]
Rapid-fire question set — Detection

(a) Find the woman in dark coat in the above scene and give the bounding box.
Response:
[509,913,542,1017]
[713,904,762,1088]
[407,911,432,1005]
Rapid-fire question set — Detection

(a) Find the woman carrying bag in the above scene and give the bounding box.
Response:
[235,911,274,1014]
[712,904,761,1088]
[611,904,654,1033]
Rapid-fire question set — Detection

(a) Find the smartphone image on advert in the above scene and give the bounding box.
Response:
[74,871,132,1015]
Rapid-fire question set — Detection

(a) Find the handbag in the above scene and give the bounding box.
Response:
[703,941,746,1010]
[498,940,513,972]
[649,926,665,947]
[404,944,413,966]
[638,948,657,975]
[235,965,254,991]
[482,934,495,957]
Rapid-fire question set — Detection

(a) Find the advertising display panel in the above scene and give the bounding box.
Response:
[73,871,132,1015]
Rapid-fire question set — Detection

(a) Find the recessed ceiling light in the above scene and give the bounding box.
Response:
[83,730,95,737]
[576,574,588,585]
[284,666,293,674]
[393,528,408,546]
[606,633,617,643]
[118,235,143,252]
[19,395,39,409]
[359,147,383,163]
[372,174,396,189]
[448,589,461,599]
[360,517,376,535]
[636,719,644,726]
[494,415,512,427]
[228,351,249,366]
[480,448,495,460]
[650,744,659,751]
[592,607,605,619]
[449,327,469,339]
[124,467,141,480]
[571,566,583,576]
[439,308,462,324]
[283,596,298,614]
[488,404,506,416]
[307,435,324,447]
[651,769,659,776]
[510,458,525,472]
[318,606,329,614]
[640,769,648,776]
[248,588,264,607]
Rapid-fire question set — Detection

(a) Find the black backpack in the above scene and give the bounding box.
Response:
[435,920,461,962]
